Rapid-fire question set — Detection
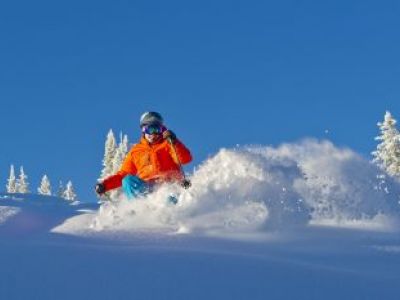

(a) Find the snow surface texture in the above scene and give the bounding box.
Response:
[0,206,20,225]
[55,140,400,236]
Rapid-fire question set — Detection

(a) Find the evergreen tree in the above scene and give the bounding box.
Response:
[38,175,52,196]
[107,134,129,199]
[121,134,129,155]
[16,166,30,193]
[111,147,123,174]
[6,165,17,193]
[112,134,129,173]
[63,181,77,201]
[100,130,117,180]
[372,111,400,178]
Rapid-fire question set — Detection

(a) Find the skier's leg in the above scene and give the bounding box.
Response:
[122,175,148,200]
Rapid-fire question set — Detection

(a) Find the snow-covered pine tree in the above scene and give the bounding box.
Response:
[121,134,129,155]
[57,181,65,198]
[6,165,17,193]
[100,130,117,180]
[111,147,124,174]
[16,166,30,193]
[63,181,77,201]
[111,134,129,174]
[107,134,129,199]
[38,175,52,196]
[372,111,400,178]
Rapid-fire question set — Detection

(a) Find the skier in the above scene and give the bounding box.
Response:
[95,112,192,200]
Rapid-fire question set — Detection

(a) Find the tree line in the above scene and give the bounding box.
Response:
[5,165,77,201]
[3,129,128,202]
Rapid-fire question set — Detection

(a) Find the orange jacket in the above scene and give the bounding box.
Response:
[103,137,192,192]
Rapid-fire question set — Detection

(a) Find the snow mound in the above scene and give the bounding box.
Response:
[0,193,92,236]
[55,139,400,236]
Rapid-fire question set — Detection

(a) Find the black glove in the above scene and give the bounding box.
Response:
[95,183,106,195]
[181,179,192,189]
[163,130,177,144]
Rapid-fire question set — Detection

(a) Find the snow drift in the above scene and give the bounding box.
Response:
[55,139,400,236]
[0,193,87,237]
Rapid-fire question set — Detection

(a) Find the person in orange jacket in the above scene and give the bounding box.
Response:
[95,112,192,200]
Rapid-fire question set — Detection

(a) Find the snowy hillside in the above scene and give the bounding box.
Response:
[1,140,400,300]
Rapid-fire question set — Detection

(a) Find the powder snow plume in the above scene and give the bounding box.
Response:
[55,139,400,236]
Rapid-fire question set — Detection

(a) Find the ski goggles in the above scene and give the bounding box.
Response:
[142,124,163,135]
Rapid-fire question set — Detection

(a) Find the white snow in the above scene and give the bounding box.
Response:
[55,139,400,236]
[0,206,20,225]
[1,140,400,300]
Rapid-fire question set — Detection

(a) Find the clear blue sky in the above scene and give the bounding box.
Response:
[1,0,399,201]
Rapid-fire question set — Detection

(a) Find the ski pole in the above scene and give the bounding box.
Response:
[167,137,192,189]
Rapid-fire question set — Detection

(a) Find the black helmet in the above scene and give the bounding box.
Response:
[140,112,164,127]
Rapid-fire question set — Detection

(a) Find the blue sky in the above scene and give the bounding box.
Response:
[1,0,399,201]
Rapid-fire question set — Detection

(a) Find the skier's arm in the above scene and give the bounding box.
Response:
[102,152,138,192]
[170,139,193,165]
[163,130,192,165]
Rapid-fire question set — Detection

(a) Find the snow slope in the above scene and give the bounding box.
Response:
[1,140,400,300]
